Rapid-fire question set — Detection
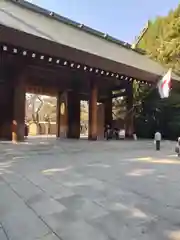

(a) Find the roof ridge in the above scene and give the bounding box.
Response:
[8,0,145,55]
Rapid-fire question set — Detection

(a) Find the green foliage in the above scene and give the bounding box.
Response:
[138,4,180,74]
[133,4,180,139]
[134,86,180,139]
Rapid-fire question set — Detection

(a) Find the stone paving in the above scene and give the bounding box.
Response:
[0,138,180,239]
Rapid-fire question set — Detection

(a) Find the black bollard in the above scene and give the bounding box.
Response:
[156,140,160,151]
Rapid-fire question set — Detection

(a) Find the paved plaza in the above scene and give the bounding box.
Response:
[0,138,180,240]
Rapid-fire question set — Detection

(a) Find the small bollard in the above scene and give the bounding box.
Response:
[175,137,180,157]
[154,131,161,151]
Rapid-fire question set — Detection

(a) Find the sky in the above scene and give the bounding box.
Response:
[28,0,179,43]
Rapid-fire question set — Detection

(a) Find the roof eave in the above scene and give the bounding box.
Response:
[7,0,144,55]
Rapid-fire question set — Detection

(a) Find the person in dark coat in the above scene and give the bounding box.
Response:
[25,123,28,139]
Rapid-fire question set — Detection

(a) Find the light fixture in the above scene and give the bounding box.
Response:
[13,48,17,53]
[125,77,128,80]
[106,72,109,76]
[40,55,44,60]
[101,70,104,74]
[70,63,74,67]
[89,68,93,72]
[23,51,27,56]
[77,64,80,69]
[48,57,52,62]
[95,69,99,73]
[64,61,67,65]
[111,73,114,77]
[32,53,36,58]
[56,59,60,64]
[116,74,119,78]
[84,66,87,70]
[3,46,7,51]
[121,76,124,79]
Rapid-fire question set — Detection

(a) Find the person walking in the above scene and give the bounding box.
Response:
[104,124,111,140]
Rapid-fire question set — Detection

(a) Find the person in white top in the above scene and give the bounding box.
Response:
[119,129,125,140]
[154,131,162,151]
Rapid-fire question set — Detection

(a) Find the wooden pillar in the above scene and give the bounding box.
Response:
[56,92,61,138]
[0,71,25,141]
[13,76,26,142]
[0,53,26,141]
[59,91,80,139]
[59,92,68,138]
[97,103,105,139]
[0,84,14,140]
[104,93,112,127]
[0,54,14,140]
[125,81,134,137]
[88,80,98,140]
[67,91,80,139]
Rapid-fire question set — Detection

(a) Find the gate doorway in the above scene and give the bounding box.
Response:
[26,93,57,138]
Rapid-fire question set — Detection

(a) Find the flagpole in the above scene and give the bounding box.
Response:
[125,68,172,119]
[111,68,172,137]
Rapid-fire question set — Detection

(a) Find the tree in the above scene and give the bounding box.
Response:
[26,94,43,123]
[137,4,180,74]
[133,4,180,139]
